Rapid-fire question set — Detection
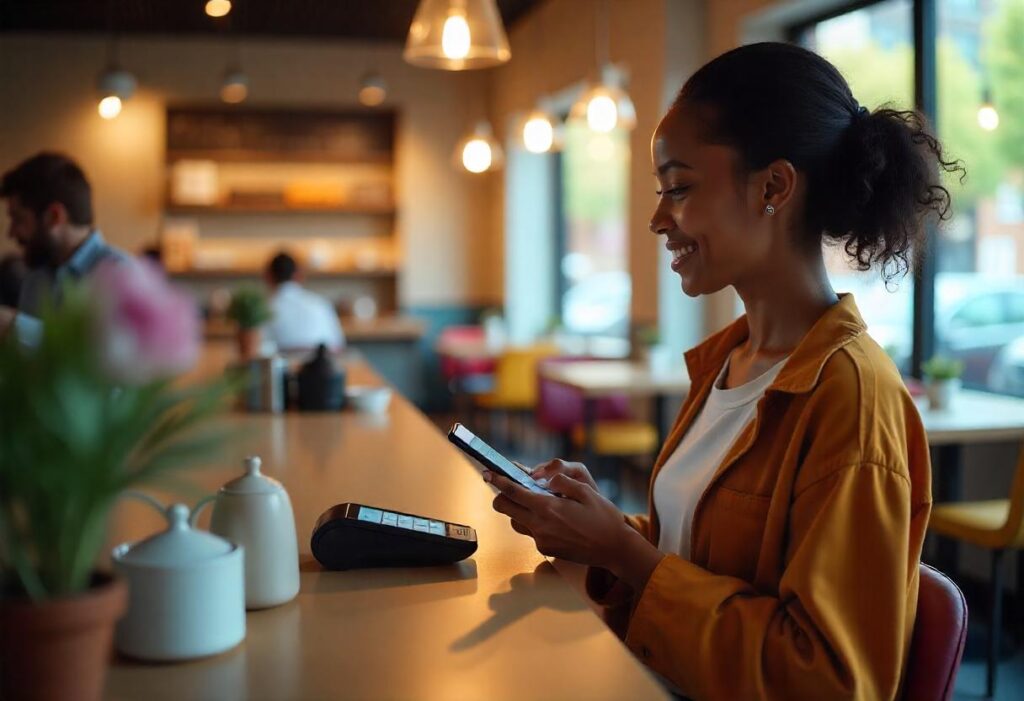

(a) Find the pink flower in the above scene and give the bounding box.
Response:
[89,258,200,384]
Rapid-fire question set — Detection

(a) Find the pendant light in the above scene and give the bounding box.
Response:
[518,10,563,154]
[404,0,511,70]
[570,0,636,133]
[220,66,249,104]
[358,72,388,107]
[219,18,248,104]
[455,121,504,173]
[977,87,999,131]
[205,0,232,18]
[96,39,136,120]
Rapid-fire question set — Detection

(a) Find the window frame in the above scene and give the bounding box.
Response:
[786,0,939,380]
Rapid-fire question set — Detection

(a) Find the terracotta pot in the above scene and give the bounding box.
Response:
[237,328,261,359]
[0,573,127,701]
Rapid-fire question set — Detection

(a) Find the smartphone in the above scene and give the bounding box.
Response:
[447,423,554,495]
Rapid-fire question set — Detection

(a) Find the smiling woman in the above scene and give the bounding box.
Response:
[486,41,961,701]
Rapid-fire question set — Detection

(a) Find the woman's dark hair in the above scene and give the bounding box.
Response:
[674,42,964,281]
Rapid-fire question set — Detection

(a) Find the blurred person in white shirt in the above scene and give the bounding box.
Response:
[264,252,345,352]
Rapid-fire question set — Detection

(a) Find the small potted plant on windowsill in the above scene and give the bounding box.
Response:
[0,260,231,701]
[922,355,964,411]
[636,324,674,375]
[227,286,272,359]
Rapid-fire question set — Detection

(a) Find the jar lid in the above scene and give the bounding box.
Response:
[220,456,283,495]
[118,503,233,567]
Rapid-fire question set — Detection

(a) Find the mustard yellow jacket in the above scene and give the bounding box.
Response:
[587,294,931,700]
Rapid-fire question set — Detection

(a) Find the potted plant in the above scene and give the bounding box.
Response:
[922,355,964,411]
[227,286,272,359]
[0,260,231,701]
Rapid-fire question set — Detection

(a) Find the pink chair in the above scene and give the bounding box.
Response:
[902,563,968,701]
[535,356,631,433]
[438,325,496,388]
[536,356,657,459]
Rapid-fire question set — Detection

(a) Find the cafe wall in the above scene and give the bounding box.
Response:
[0,34,500,308]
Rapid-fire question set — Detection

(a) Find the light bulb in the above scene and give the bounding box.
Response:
[98,95,122,120]
[442,12,472,60]
[587,94,618,133]
[462,138,493,173]
[358,73,387,107]
[220,82,247,104]
[523,115,555,154]
[205,0,231,18]
[978,104,999,131]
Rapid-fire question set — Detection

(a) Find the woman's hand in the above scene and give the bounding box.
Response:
[485,470,663,590]
[525,458,599,492]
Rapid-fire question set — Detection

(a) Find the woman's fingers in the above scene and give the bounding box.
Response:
[531,458,587,481]
[492,493,535,526]
[509,519,533,537]
[549,473,593,503]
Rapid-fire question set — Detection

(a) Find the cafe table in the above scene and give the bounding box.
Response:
[102,346,669,701]
[916,389,1024,572]
[537,360,691,456]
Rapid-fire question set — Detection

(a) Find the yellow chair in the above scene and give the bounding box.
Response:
[476,344,561,412]
[475,345,560,447]
[571,421,658,457]
[928,447,1024,698]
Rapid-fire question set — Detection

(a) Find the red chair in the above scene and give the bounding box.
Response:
[438,325,495,383]
[902,563,968,701]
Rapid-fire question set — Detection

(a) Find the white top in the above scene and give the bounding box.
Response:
[654,354,788,559]
[265,281,345,352]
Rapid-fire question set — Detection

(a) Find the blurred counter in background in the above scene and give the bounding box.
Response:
[204,315,427,405]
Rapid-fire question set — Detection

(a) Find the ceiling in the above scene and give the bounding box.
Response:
[0,0,542,41]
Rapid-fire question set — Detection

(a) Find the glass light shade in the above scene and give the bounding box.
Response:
[404,0,511,70]
[570,82,637,133]
[358,72,387,107]
[454,121,504,173]
[520,108,563,154]
[96,67,137,101]
[977,104,999,131]
[205,0,232,18]
[98,95,122,120]
[220,69,249,104]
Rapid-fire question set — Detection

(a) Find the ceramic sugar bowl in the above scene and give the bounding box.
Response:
[112,497,245,661]
[196,456,300,609]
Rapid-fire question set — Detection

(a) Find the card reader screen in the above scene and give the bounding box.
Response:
[356,506,446,535]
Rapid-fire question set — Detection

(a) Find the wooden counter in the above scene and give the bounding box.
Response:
[205,315,425,343]
[103,350,668,701]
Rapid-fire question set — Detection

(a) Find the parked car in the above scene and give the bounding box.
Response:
[835,273,1024,388]
[989,336,1024,397]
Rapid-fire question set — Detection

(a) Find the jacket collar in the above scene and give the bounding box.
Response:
[683,293,868,397]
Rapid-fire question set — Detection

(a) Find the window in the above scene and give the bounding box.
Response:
[936,0,1024,394]
[557,120,631,337]
[795,0,917,372]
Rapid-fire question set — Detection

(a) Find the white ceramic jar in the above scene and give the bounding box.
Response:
[197,456,300,610]
[112,500,245,661]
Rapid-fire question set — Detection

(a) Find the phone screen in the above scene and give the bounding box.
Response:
[449,424,552,495]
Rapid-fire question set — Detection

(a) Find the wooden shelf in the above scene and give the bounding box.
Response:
[165,203,396,216]
[171,268,397,279]
[166,149,392,165]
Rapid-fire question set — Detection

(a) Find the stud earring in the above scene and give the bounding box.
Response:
[765,204,776,216]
